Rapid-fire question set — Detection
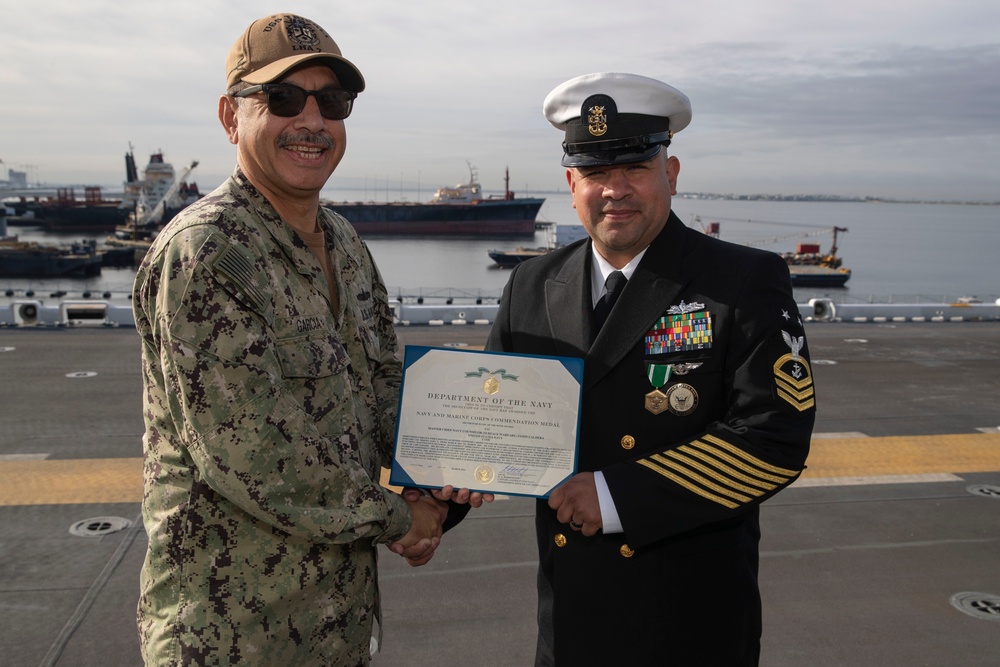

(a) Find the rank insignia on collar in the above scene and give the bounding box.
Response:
[774,330,814,412]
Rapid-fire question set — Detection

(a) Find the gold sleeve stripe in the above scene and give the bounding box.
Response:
[701,433,800,476]
[687,440,791,485]
[649,453,753,503]
[777,388,816,412]
[663,449,769,496]
[637,459,740,509]
[775,378,814,400]
[677,445,779,491]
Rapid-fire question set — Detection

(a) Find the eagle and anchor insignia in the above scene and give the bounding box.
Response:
[587,105,608,136]
[774,331,815,412]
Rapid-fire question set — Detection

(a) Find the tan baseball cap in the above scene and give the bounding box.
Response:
[226,14,365,92]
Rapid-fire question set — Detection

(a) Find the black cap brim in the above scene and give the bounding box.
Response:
[561,144,663,168]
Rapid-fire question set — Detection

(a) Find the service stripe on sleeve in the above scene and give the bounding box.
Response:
[637,459,740,509]
[649,453,753,503]
[677,445,779,491]
[686,440,790,485]
[700,434,800,476]
[661,450,765,497]
[635,432,802,509]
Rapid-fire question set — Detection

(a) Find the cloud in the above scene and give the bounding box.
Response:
[681,43,1000,139]
[1,1,998,201]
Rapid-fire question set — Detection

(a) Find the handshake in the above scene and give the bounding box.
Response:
[388,486,494,567]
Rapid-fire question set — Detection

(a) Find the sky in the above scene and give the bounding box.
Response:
[1,0,998,202]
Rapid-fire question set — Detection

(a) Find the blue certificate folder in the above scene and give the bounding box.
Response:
[389,346,584,499]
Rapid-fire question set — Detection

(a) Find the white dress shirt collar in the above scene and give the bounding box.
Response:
[590,244,648,308]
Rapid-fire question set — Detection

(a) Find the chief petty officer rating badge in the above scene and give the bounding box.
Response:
[774,331,815,412]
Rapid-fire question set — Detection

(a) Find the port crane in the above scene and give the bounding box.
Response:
[744,225,848,255]
[134,160,199,227]
[691,215,846,253]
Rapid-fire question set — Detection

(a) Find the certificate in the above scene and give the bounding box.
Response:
[390,346,583,498]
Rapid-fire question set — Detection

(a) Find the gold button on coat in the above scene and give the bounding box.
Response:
[555,534,567,547]
[619,544,635,558]
[621,435,635,450]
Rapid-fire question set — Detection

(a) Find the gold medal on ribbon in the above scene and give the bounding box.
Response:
[644,388,668,415]
[665,383,699,416]
[466,367,518,395]
[645,363,673,415]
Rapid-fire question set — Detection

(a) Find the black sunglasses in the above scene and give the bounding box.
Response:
[234,83,357,120]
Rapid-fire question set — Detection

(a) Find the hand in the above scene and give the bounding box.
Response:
[430,485,495,508]
[389,494,447,566]
[548,472,602,537]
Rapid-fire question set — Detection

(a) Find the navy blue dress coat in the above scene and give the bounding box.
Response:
[486,211,815,666]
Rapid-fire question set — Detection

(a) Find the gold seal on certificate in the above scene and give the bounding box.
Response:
[390,347,584,498]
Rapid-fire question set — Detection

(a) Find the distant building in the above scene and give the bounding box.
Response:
[2,169,29,189]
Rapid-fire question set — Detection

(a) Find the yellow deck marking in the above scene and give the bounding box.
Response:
[1,432,998,506]
[800,432,1000,479]
[0,458,143,506]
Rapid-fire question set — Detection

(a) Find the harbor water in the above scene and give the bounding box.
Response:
[3,190,998,305]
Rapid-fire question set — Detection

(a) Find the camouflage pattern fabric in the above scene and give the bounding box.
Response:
[133,169,408,666]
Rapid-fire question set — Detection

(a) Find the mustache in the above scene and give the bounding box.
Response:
[277,133,334,150]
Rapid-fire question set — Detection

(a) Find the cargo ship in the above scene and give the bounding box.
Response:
[323,166,543,237]
[7,149,200,234]
[29,186,127,233]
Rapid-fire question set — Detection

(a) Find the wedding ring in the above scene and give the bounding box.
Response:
[570,520,583,530]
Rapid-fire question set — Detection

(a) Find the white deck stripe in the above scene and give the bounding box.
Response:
[793,473,963,488]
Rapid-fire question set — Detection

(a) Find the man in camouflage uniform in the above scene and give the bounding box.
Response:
[133,14,448,666]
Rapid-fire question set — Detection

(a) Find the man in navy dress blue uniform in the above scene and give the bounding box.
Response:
[486,72,815,666]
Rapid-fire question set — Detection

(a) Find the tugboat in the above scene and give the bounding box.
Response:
[487,224,589,267]
[698,217,851,288]
[781,227,851,287]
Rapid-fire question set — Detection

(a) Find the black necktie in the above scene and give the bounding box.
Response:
[593,270,627,332]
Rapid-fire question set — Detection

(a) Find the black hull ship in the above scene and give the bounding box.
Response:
[0,239,103,278]
[6,149,200,235]
[324,167,543,237]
